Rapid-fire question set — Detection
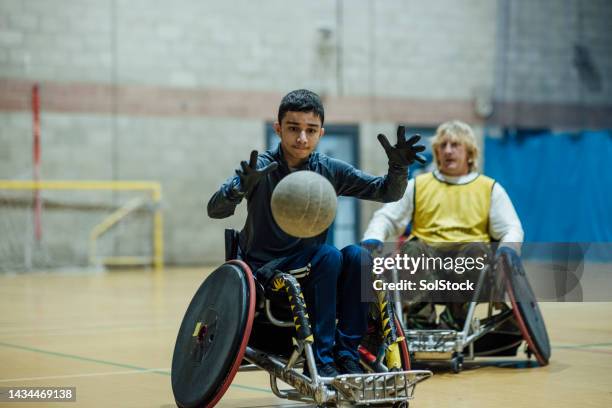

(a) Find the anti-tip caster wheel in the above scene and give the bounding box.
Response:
[451,355,463,374]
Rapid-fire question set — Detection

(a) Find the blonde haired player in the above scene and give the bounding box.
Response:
[361,120,523,328]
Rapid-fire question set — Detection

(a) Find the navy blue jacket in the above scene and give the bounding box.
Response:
[207,144,407,266]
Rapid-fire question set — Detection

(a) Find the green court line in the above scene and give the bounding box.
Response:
[7,338,610,396]
[0,341,271,394]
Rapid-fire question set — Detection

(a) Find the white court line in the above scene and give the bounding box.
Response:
[0,324,178,339]
[0,321,179,335]
[0,368,170,383]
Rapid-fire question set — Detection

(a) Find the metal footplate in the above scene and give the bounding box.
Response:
[332,371,432,406]
[247,346,432,407]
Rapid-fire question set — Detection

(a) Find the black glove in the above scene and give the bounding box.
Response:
[234,150,278,197]
[377,126,426,171]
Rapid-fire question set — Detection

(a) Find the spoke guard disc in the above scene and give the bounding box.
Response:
[171,261,255,407]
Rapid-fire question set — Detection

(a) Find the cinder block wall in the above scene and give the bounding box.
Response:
[1,0,609,267]
[491,0,612,126]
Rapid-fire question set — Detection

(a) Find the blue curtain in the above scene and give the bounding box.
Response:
[484,129,612,259]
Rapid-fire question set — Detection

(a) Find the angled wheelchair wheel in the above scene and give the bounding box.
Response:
[498,252,551,366]
[171,260,255,408]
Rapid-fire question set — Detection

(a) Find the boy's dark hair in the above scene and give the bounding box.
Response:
[277,89,325,125]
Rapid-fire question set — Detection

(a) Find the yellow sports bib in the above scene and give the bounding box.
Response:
[411,172,495,243]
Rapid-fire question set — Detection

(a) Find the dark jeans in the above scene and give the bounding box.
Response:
[251,244,370,365]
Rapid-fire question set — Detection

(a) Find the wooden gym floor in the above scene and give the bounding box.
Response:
[1,267,611,408]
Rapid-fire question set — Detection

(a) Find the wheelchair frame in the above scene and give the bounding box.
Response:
[172,230,432,407]
[241,326,432,407]
[228,227,432,407]
[389,248,550,373]
[392,264,519,372]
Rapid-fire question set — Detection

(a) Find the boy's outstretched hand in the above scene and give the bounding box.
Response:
[235,150,278,197]
[377,126,426,169]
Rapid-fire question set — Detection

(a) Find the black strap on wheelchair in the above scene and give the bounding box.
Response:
[224,229,240,261]
[255,257,286,287]
[250,256,314,343]
[268,272,314,343]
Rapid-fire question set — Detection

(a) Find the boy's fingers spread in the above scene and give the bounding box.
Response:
[240,161,250,173]
[248,150,259,169]
[415,154,427,164]
[262,161,278,174]
[396,126,406,145]
[406,134,421,146]
[377,134,393,151]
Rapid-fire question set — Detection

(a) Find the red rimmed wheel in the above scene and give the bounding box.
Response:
[171,261,255,407]
[498,253,551,366]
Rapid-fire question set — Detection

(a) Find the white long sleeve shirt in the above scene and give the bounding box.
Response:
[363,170,524,244]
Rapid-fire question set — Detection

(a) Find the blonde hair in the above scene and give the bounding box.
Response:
[431,120,479,172]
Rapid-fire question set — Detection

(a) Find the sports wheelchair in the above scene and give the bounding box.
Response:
[389,243,551,373]
[171,230,432,407]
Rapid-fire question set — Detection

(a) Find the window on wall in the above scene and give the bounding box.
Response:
[404,126,436,177]
[266,123,360,249]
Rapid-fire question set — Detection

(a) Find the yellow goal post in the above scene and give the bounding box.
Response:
[0,180,163,273]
